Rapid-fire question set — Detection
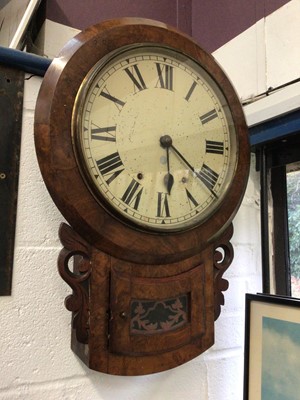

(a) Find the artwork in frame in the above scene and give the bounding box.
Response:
[244,293,300,400]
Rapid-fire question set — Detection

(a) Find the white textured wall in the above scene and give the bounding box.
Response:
[213,0,300,102]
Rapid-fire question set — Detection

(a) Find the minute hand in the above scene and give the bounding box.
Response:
[170,144,218,198]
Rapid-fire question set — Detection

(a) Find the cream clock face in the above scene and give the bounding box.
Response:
[73,45,238,232]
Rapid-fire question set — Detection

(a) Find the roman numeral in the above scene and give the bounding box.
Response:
[198,164,219,194]
[121,179,143,210]
[124,64,147,92]
[91,123,116,142]
[155,63,173,90]
[185,81,197,101]
[200,109,218,124]
[205,140,224,155]
[185,189,199,210]
[156,192,171,218]
[99,87,125,111]
[96,152,124,185]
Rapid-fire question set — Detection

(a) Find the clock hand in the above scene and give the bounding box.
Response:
[160,135,174,195]
[164,147,174,195]
[170,143,218,199]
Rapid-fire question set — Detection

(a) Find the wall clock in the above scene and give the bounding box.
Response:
[34,18,249,375]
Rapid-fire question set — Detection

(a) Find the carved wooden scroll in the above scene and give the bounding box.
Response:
[57,223,92,343]
[213,223,234,320]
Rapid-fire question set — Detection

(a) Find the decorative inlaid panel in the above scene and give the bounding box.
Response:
[130,294,189,334]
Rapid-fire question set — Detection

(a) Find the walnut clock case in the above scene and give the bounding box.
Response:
[34,18,249,375]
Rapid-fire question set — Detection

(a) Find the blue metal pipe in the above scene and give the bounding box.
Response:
[0,46,52,76]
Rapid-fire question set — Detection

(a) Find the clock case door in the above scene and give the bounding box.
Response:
[109,263,209,356]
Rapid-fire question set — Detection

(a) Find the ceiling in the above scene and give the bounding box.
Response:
[0,0,12,10]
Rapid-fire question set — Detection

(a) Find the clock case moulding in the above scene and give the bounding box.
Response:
[34,18,250,375]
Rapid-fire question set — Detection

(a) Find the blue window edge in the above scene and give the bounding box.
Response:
[249,108,300,147]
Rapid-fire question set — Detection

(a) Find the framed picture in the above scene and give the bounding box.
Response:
[244,293,300,400]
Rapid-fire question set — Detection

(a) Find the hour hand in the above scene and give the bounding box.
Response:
[160,136,174,195]
[164,171,174,195]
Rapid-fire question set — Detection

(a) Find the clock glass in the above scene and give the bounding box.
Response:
[72,44,238,232]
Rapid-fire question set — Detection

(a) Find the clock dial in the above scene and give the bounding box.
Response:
[73,45,237,232]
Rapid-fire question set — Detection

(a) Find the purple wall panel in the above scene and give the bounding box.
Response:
[46,0,192,35]
[46,0,291,52]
